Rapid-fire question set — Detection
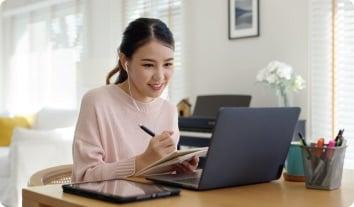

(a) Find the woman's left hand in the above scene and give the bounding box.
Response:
[174,156,199,174]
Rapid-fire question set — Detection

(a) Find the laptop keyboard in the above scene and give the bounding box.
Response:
[172,170,202,185]
[175,177,200,185]
[148,170,202,187]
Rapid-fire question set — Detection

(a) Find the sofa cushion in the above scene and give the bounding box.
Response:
[32,108,78,130]
[0,116,33,146]
[10,127,75,144]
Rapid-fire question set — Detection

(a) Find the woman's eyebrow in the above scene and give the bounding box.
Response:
[164,58,174,62]
[141,58,156,62]
[140,58,174,62]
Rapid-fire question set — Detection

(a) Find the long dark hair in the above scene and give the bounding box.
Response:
[106,18,175,85]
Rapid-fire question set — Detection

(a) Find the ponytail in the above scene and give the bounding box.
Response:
[106,65,119,85]
[106,61,128,85]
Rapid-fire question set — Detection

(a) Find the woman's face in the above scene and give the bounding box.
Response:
[125,40,174,102]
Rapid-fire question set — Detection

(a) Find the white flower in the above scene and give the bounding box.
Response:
[292,75,305,91]
[267,61,278,72]
[275,62,292,80]
[256,61,306,93]
[265,74,277,84]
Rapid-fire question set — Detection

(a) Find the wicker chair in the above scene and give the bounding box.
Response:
[28,164,72,186]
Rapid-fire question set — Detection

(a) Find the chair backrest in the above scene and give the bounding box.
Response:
[28,164,72,186]
[193,95,252,117]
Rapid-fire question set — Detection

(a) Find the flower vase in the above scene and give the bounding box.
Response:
[276,88,292,107]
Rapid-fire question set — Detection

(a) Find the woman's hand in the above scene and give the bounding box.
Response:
[135,131,176,172]
[173,156,199,174]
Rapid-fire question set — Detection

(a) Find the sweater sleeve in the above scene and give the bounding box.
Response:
[72,92,135,183]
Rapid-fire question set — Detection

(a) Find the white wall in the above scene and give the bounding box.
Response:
[184,0,309,119]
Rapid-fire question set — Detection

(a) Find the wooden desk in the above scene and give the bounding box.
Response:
[23,170,354,207]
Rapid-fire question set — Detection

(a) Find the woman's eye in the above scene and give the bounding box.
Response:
[143,64,154,68]
[165,63,173,68]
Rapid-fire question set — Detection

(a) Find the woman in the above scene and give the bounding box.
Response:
[72,18,198,182]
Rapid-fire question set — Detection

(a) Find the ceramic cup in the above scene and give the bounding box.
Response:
[284,142,305,181]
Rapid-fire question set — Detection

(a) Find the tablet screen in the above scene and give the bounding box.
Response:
[62,179,180,203]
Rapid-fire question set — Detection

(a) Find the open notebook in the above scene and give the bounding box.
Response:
[135,147,208,176]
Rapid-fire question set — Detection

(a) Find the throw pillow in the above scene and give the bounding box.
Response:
[0,116,33,146]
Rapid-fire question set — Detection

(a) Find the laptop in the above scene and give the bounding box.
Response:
[147,107,300,190]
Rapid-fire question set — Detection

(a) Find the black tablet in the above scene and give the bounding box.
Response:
[62,179,180,203]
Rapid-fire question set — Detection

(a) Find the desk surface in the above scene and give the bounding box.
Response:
[23,170,354,207]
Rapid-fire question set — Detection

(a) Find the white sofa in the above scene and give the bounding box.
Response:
[0,108,78,207]
[0,147,10,202]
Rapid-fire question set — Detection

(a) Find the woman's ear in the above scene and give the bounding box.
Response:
[118,52,128,71]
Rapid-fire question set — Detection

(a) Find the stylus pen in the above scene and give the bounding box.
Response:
[139,124,155,137]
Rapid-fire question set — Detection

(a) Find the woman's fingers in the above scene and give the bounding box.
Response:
[181,161,195,171]
[151,131,174,146]
[162,145,176,155]
[155,131,173,142]
[159,137,175,148]
[179,156,199,171]
[174,163,190,174]
[153,131,175,150]
[190,156,199,166]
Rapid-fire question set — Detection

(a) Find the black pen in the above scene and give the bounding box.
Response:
[334,129,342,142]
[298,132,308,147]
[139,124,155,137]
[335,129,345,146]
[298,132,311,159]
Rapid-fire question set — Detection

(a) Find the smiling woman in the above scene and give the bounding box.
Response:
[72,18,199,183]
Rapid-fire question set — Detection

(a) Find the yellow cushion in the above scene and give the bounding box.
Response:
[0,116,34,146]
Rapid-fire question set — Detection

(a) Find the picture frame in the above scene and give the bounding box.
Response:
[228,0,259,39]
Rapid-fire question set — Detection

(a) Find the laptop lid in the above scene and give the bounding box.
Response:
[197,107,300,190]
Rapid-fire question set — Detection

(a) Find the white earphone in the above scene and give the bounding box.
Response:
[124,62,129,74]
[125,62,141,112]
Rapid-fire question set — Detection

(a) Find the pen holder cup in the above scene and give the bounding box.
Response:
[301,145,347,190]
[283,142,305,182]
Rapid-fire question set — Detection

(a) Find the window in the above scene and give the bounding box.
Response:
[123,0,186,104]
[310,0,354,168]
[0,0,83,114]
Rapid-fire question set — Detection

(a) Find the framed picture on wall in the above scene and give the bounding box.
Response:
[228,0,259,39]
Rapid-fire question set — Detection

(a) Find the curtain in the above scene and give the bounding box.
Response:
[310,0,354,168]
[0,0,83,115]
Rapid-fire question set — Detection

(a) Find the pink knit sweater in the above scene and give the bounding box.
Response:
[72,85,179,182]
